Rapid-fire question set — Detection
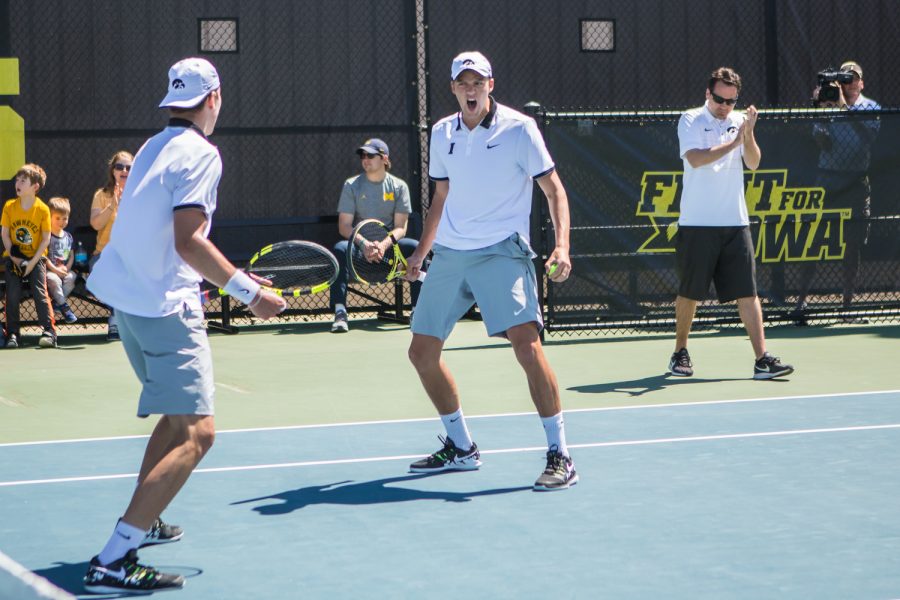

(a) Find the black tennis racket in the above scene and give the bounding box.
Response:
[348,219,425,285]
[202,240,339,302]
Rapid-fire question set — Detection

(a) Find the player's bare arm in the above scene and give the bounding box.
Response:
[537,170,572,282]
[405,179,448,281]
[173,207,285,319]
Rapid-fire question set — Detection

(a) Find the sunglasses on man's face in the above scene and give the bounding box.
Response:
[113,163,132,172]
[710,92,738,106]
[359,152,380,160]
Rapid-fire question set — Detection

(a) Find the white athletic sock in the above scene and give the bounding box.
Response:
[441,408,473,450]
[541,412,569,458]
[97,520,147,566]
[335,303,346,316]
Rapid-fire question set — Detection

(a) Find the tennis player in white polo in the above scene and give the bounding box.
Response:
[84,57,285,594]
[404,51,577,491]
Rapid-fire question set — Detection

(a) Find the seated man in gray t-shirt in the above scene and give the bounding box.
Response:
[331,138,421,333]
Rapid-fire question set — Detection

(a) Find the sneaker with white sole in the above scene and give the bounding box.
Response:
[753,352,794,380]
[331,310,349,333]
[38,330,57,348]
[83,549,185,594]
[140,518,184,547]
[668,347,693,377]
[409,435,481,473]
[533,448,578,491]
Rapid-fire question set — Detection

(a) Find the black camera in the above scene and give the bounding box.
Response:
[814,68,854,106]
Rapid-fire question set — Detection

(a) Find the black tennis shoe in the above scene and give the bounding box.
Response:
[534,448,578,491]
[668,347,693,377]
[140,518,184,547]
[753,352,794,380]
[84,549,185,594]
[409,435,481,472]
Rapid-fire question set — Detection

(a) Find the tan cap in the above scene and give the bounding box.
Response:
[840,61,863,79]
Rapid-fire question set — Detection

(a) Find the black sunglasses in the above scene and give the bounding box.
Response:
[710,91,739,106]
[359,152,380,159]
[113,163,132,172]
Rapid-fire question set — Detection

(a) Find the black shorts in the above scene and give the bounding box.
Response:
[675,226,757,303]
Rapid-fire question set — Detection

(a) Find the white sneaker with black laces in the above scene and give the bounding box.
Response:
[753,352,794,380]
[409,435,481,473]
[83,549,185,594]
[534,448,578,491]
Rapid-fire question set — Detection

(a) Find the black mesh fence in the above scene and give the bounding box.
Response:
[3,0,900,336]
[537,107,900,334]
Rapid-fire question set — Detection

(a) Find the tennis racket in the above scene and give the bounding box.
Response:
[201,240,339,302]
[348,219,425,285]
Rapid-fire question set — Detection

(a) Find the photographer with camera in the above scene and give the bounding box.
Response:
[796,61,881,320]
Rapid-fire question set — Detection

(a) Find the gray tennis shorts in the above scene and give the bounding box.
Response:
[117,302,215,417]
[411,234,543,340]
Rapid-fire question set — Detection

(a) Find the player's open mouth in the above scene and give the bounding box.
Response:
[467,99,477,110]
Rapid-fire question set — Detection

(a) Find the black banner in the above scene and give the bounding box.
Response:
[540,109,900,332]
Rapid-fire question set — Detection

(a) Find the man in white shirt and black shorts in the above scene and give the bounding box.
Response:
[84,57,285,594]
[670,67,793,381]
[403,51,577,491]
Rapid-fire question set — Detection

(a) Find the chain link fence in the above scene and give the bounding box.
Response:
[537,107,900,334]
[3,0,899,336]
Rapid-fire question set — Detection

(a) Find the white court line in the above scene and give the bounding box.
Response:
[1,388,898,448]
[2,422,898,488]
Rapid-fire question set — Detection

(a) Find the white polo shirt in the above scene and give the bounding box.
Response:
[677,104,748,226]
[428,100,555,250]
[89,121,222,317]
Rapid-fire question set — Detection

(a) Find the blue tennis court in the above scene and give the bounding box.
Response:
[3,388,900,599]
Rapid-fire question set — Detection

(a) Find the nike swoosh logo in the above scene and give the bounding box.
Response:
[449,416,460,423]
[704,128,713,131]
[115,531,134,540]
[487,143,500,149]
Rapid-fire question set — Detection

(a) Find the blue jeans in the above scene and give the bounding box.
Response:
[331,238,423,310]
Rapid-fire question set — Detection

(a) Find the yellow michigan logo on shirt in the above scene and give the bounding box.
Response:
[383,192,395,202]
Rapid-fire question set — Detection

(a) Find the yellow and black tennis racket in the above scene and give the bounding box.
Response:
[348,219,425,285]
[202,240,339,302]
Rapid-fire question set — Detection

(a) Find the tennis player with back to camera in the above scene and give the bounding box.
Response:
[84,57,286,595]
[403,51,577,491]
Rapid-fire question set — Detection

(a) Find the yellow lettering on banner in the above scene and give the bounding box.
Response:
[0,58,26,179]
[636,169,848,262]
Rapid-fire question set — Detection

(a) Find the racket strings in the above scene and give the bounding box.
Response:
[249,243,338,290]
[350,222,395,284]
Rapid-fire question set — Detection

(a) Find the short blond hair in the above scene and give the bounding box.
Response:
[15,163,47,190]
[48,196,71,216]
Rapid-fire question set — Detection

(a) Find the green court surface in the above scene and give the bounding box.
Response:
[0,319,897,444]
[2,320,900,599]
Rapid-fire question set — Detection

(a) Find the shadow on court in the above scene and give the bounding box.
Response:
[569,373,753,396]
[32,560,203,597]
[231,473,531,515]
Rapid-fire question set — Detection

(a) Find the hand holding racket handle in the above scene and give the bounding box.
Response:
[248,289,287,319]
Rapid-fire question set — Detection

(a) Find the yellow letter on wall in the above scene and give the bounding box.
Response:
[0,58,26,180]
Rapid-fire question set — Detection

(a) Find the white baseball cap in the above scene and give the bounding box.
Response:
[159,57,221,109]
[451,51,492,80]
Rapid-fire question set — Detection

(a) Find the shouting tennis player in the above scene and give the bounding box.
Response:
[404,51,577,491]
[84,57,285,594]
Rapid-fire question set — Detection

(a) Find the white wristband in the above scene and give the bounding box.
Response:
[223,270,261,305]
